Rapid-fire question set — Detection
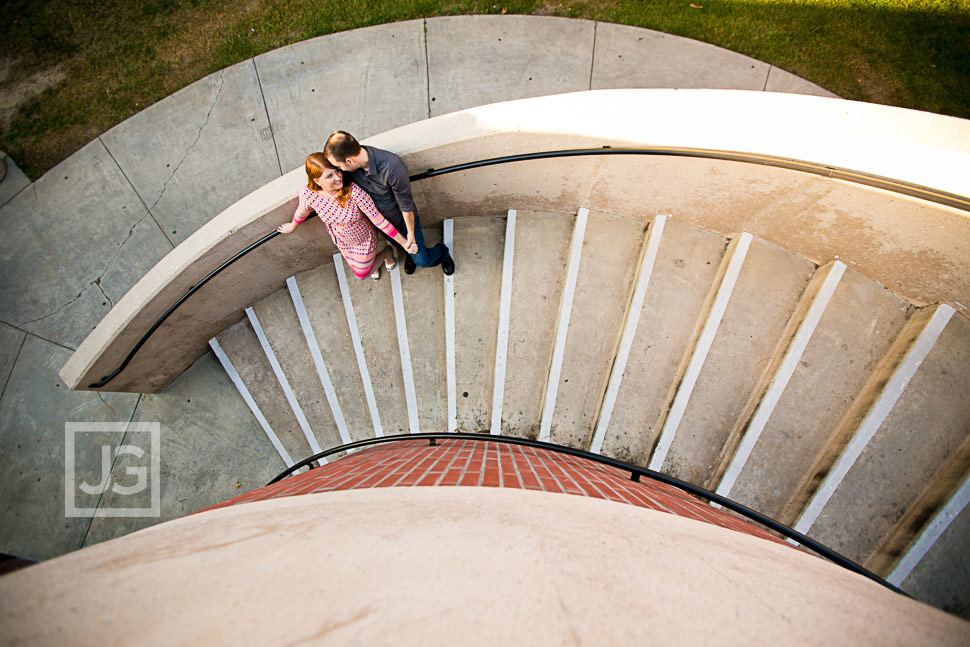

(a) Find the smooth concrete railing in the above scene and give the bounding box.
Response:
[60,89,970,393]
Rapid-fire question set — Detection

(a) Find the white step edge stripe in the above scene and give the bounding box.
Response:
[286,276,352,446]
[246,307,324,458]
[490,210,517,436]
[648,232,753,471]
[209,337,294,468]
[888,471,970,586]
[389,260,421,434]
[539,207,590,443]
[715,261,847,498]
[334,253,384,438]
[444,219,457,433]
[792,303,956,536]
[590,214,667,454]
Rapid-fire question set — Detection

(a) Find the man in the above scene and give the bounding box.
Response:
[324,131,454,275]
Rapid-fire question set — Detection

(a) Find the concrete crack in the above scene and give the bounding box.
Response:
[151,71,225,210]
[97,210,151,290]
[93,277,114,309]
[18,281,99,327]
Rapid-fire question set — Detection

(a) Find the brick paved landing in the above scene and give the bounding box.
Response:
[200,439,790,547]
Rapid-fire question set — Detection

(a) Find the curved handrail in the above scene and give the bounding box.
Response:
[88,231,281,387]
[88,146,970,387]
[267,431,909,598]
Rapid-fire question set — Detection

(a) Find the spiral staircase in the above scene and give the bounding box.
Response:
[0,15,968,624]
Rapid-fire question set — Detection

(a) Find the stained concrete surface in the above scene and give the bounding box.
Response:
[83,351,283,546]
[902,498,970,620]
[101,60,281,246]
[727,266,912,517]
[254,21,430,173]
[591,23,770,91]
[809,312,970,565]
[341,263,411,436]
[0,335,138,560]
[0,322,26,400]
[0,139,173,349]
[427,15,595,117]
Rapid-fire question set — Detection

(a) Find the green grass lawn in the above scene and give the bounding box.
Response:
[2,0,968,178]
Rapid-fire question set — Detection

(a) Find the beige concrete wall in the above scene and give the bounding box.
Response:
[61,90,970,393]
[1,487,967,645]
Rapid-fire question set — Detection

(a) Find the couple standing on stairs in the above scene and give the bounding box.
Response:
[277,130,456,280]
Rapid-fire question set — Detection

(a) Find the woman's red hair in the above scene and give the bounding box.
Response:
[306,152,351,206]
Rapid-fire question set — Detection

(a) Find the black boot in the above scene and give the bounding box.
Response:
[441,253,455,276]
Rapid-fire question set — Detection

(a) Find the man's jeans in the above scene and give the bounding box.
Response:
[384,212,448,267]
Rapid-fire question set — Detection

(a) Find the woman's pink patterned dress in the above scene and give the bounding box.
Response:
[293,183,400,278]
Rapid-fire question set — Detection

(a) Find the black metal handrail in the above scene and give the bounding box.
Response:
[268,432,908,598]
[89,146,969,387]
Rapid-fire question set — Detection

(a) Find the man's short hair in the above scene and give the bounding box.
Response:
[325,131,362,161]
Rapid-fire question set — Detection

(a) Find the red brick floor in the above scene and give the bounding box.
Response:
[199,439,789,546]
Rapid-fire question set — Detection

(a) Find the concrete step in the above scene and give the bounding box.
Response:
[452,215,507,432]
[210,318,313,468]
[787,305,970,566]
[332,252,414,436]
[249,288,341,453]
[398,226,448,433]
[497,210,574,438]
[541,208,648,450]
[590,215,727,464]
[647,233,816,485]
[291,263,376,443]
[711,262,912,514]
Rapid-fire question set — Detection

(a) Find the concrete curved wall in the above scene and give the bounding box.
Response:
[60,89,970,393]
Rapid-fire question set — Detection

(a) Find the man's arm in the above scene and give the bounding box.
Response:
[401,211,416,249]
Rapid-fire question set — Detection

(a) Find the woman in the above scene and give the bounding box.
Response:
[278,152,417,280]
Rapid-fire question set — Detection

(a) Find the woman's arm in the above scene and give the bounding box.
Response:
[278,190,311,234]
[355,186,418,253]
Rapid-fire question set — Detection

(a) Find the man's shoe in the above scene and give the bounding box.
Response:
[404,255,416,275]
[441,254,455,276]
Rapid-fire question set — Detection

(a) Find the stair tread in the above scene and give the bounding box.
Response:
[251,289,342,452]
[339,255,410,436]
[599,217,727,465]
[726,265,912,518]
[453,216,506,431]
[548,210,647,450]
[399,227,448,433]
[214,318,312,463]
[502,211,574,438]
[659,235,815,485]
[295,263,377,442]
[808,310,970,565]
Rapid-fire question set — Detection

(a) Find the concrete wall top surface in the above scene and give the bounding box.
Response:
[374,88,970,199]
[2,486,967,645]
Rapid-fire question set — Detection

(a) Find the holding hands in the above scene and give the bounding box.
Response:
[404,236,418,255]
